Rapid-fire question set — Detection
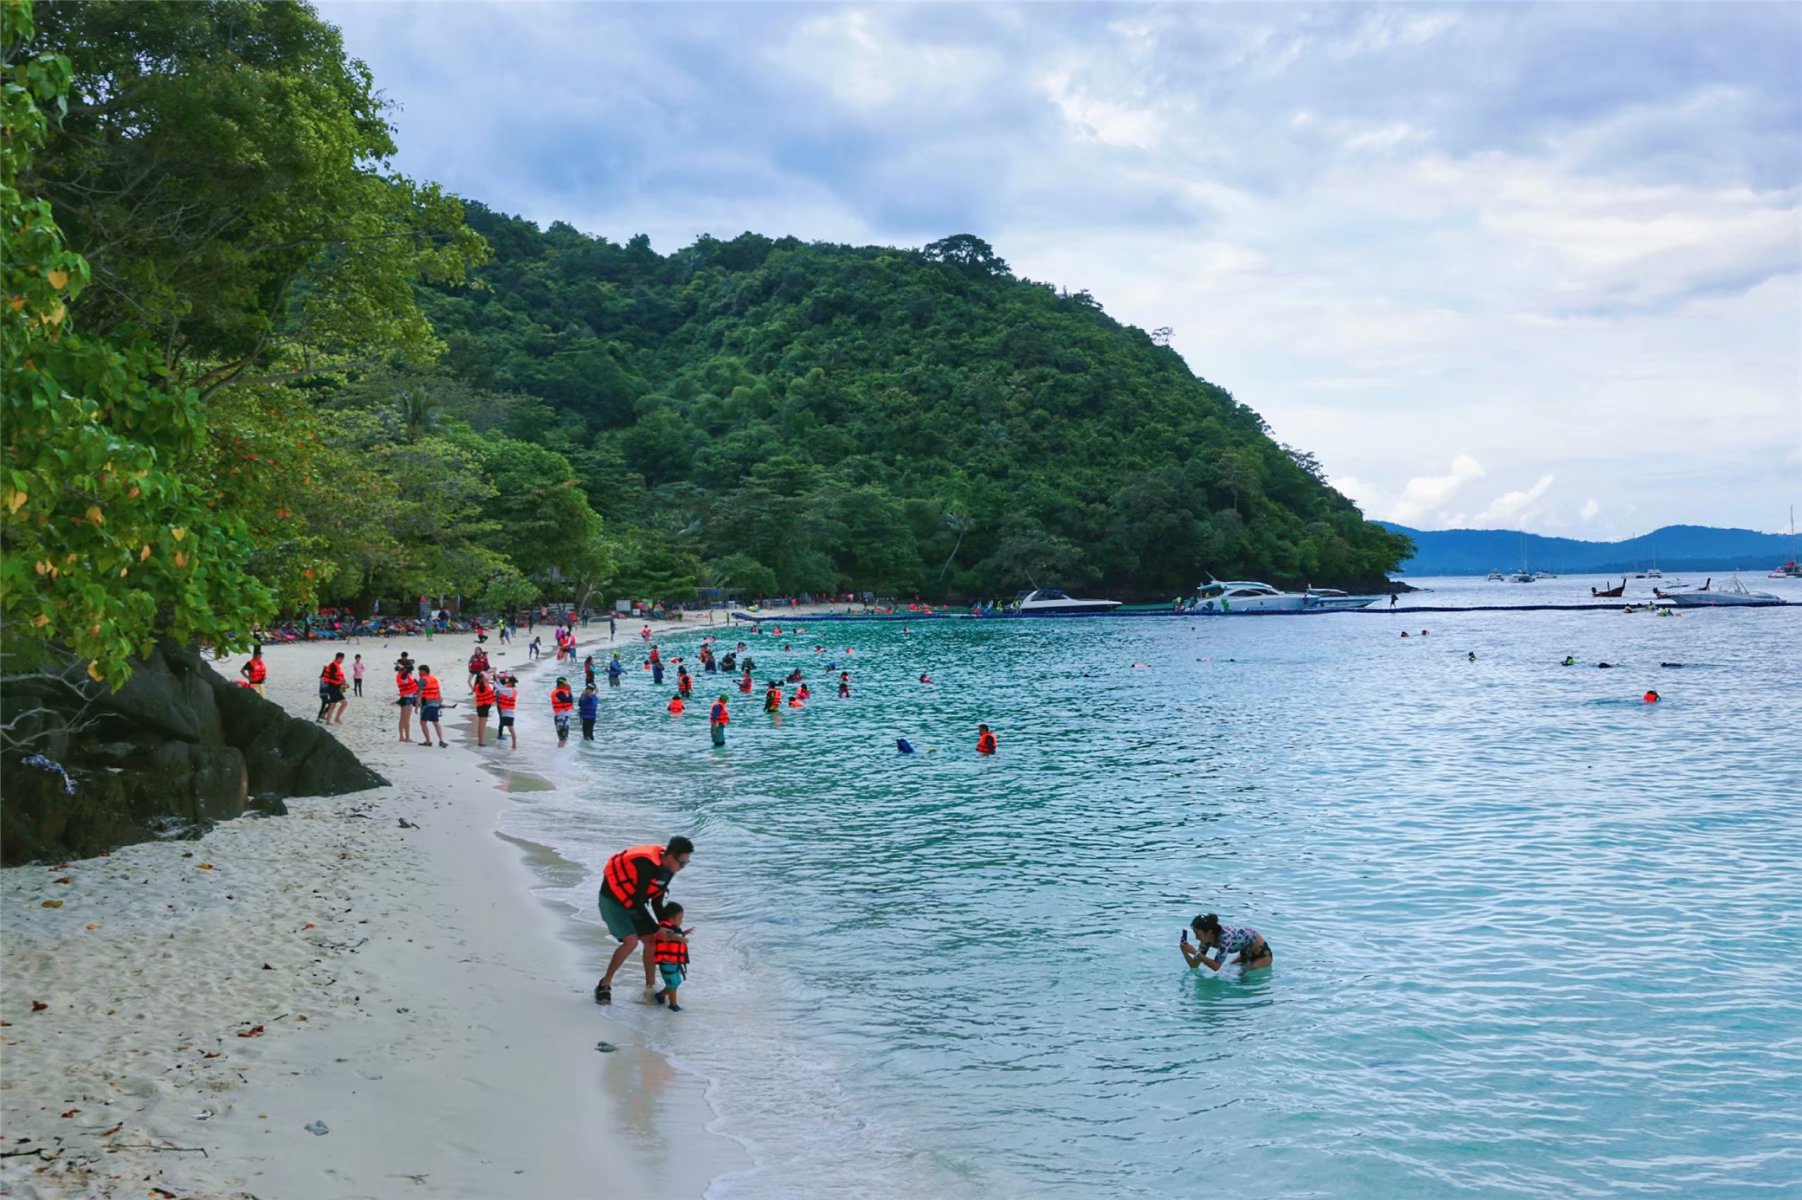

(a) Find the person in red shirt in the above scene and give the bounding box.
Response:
[395,663,420,742]
[471,670,496,747]
[318,652,349,724]
[417,665,446,748]
[239,647,268,696]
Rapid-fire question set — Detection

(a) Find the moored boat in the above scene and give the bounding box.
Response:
[1304,588,1382,611]
[1652,577,1783,607]
[1007,588,1122,615]
[1191,580,1308,613]
[1591,577,1627,598]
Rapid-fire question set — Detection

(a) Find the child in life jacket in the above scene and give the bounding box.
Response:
[652,903,690,1012]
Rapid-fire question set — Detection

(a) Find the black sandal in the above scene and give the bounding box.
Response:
[594,982,611,1005]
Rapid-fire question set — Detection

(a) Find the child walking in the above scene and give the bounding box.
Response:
[652,903,690,1012]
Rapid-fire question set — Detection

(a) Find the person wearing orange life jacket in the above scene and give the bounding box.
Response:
[709,695,730,747]
[395,664,420,743]
[493,673,519,749]
[737,670,754,694]
[417,665,446,748]
[594,836,694,1005]
[239,647,268,696]
[976,724,998,755]
[470,671,495,747]
[651,901,691,1012]
[551,677,575,746]
[764,683,782,713]
[668,693,685,716]
[317,652,349,724]
[677,665,692,698]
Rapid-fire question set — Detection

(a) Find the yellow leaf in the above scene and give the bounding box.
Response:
[86,506,104,525]
[41,899,63,909]
[86,662,103,682]
[5,489,26,513]
[119,567,128,578]
[174,551,190,568]
[140,544,151,561]
[35,560,49,575]
[33,614,49,627]
[171,527,186,541]
[47,302,65,326]
[47,269,68,290]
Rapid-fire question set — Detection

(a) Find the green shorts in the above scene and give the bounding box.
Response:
[598,891,654,941]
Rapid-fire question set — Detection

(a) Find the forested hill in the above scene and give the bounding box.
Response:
[416,207,1410,598]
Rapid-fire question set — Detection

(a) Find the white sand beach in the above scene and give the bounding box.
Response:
[1,620,751,1199]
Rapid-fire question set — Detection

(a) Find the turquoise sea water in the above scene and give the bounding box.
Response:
[501,576,1802,1198]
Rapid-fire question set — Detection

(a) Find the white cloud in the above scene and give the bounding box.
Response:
[1473,475,1557,526]
[1581,497,1601,522]
[1391,455,1487,522]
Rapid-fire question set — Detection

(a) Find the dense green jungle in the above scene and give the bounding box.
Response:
[1,0,1407,688]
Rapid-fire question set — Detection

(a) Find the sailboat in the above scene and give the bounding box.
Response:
[1511,534,1534,582]
[1772,507,1802,579]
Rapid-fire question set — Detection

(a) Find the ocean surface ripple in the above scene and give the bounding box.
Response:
[504,577,1802,1198]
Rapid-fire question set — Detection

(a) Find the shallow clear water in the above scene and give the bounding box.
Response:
[502,576,1802,1198]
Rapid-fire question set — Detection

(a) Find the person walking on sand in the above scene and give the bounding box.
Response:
[318,652,349,724]
[494,673,519,748]
[651,902,691,1012]
[594,836,694,1005]
[709,694,729,747]
[1181,913,1273,972]
[551,676,575,747]
[578,682,600,740]
[352,653,366,697]
[395,662,419,742]
[417,665,447,747]
[471,670,495,747]
[240,646,268,695]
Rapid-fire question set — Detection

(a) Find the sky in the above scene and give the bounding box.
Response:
[321,2,1802,538]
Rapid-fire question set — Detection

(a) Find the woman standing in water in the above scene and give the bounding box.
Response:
[1181,914,1272,971]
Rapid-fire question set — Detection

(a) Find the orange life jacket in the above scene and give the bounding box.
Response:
[472,678,494,705]
[419,675,442,702]
[738,676,753,693]
[668,697,685,715]
[495,684,517,712]
[603,844,668,908]
[551,687,574,714]
[710,702,729,725]
[246,659,267,683]
[652,920,688,967]
[977,731,998,754]
[321,661,346,686]
[678,674,692,695]
[764,687,781,712]
[396,672,419,698]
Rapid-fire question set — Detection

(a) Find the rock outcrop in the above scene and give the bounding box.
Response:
[1,641,385,864]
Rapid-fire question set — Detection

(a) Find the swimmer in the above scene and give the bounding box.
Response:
[1660,662,1683,669]
[919,673,932,684]
[1400,632,1410,639]
[1182,913,1272,972]
[896,738,915,755]
[1598,662,1615,669]
[976,724,998,755]
[668,693,685,716]
[1643,690,1660,704]
[1562,656,1576,666]
[1467,651,1476,662]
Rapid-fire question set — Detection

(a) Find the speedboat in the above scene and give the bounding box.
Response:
[1008,588,1121,615]
[1511,570,1535,583]
[1652,577,1783,607]
[1304,588,1381,611]
[1486,569,1504,581]
[1192,580,1308,613]
[1533,570,1558,580]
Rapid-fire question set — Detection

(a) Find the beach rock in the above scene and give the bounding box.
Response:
[0,639,387,865]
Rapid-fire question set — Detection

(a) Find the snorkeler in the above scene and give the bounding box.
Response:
[1181,913,1272,971]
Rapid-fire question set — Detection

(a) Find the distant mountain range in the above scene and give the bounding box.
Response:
[1378,523,1799,576]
